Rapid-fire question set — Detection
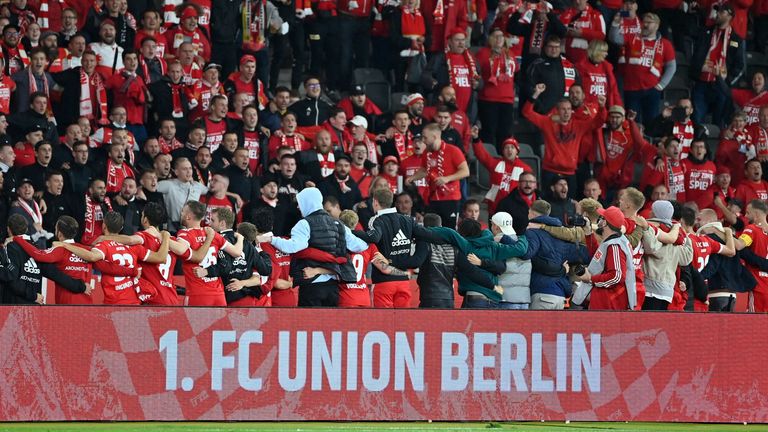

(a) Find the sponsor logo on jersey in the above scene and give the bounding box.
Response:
[24,258,40,275]
[391,229,411,247]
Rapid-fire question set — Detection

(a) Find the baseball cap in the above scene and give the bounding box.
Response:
[383,155,399,165]
[240,54,256,66]
[349,115,368,129]
[608,105,626,116]
[18,177,34,188]
[447,28,466,39]
[597,206,626,230]
[203,62,222,72]
[351,85,365,96]
[336,154,351,164]
[180,5,199,19]
[491,212,516,236]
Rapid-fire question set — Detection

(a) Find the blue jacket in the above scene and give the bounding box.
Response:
[521,216,589,297]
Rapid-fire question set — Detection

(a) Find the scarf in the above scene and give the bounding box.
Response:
[139,56,167,84]
[446,49,479,89]
[393,131,413,160]
[488,47,515,85]
[562,57,577,96]
[170,82,185,118]
[83,194,112,245]
[243,0,267,51]
[106,159,134,192]
[701,26,731,82]
[336,174,352,193]
[401,6,425,38]
[10,5,35,34]
[620,36,664,78]
[318,152,335,177]
[37,0,65,31]
[434,0,447,24]
[5,44,29,75]
[357,134,378,164]
[80,69,108,124]
[29,68,49,98]
[528,9,548,55]
[575,234,636,309]
[280,133,306,152]
[17,198,42,224]
[426,142,449,200]
[159,136,183,154]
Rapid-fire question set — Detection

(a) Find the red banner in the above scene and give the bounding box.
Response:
[1,306,766,422]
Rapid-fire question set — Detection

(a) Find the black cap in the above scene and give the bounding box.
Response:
[18,177,34,187]
[351,85,365,96]
[716,3,734,14]
[203,62,222,72]
[336,154,352,163]
[260,174,278,186]
[25,124,45,134]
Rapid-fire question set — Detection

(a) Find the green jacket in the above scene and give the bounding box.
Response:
[429,228,529,301]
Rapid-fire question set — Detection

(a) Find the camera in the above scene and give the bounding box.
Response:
[573,264,587,277]
[571,215,588,227]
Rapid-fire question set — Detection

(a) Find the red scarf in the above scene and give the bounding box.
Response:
[37,0,65,31]
[446,49,479,87]
[82,194,112,245]
[10,5,35,34]
[701,26,731,82]
[106,159,134,193]
[527,8,548,54]
[139,56,167,84]
[401,7,425,37]
[488,48,515,85]
[562,57,576,96]
[80,69,108,125]
[29,68,52,117]
[17,198,42,224]
[243,0,268,51]
[318,152,335,177]
[280,133,306,152]
[393,131,413,160]
[159,136,183,154]
[170,82,185,118]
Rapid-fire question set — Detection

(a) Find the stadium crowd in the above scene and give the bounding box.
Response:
[0,0,766,312]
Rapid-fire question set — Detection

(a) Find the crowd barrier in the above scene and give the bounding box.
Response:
[0,306,766,422]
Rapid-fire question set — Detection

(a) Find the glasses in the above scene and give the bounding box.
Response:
[520,180,537,184]
[307,83,321,89]
[4,32,18,37]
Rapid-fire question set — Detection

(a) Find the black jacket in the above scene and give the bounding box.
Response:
[526,55,581,114]
[210,0,243,44]
[207,229,273,304]
[222,165,261,203]
[690,25,746,87]
[148,77,192,133]
[496,188,538,235]
[0,241,85,304]
[290,97,333,127]
[317,175,362,210]
[51,67,108,132]
[417,242,496,304]
[507,12,567,73]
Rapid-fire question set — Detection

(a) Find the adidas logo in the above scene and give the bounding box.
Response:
[23,258,40,275]
[391,229,411,247]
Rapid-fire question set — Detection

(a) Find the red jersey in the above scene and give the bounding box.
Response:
[350,165,373,199]
[339,244,377,307]
[203,117,227,152]
[618,35,675,91]
[261,241,296,307]
[0,75,15,114]
[576,59,622,108]
[446,51,476,114]
[626,220,646,310]
[92,241,150,305]
[598,121,657,190]
[176,227,227,299]
[641,156,686,201]
[242,129,262,174]
[560,5,606,64]
[136,230,179,306]
[472,140,531,213]
[735,179,768,204]
[732,89,768,124]
[400,154,429,202]
[740,224,768,311]
[689,233,723,272]
[189,80,225,120]
[105,72,147,124]
[423,142,466,202]
[225,72,268,109]
[681,159,716,208]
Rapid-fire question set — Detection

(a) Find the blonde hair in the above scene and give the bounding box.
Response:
[643,12,661,24]
[587,39,609,63]
[578,198,603,223]
[339,210,359,229]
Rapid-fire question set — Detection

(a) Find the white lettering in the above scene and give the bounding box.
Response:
[362,331,390,391]
[311,331,342,391]
[531,333,553,392]
[394,332,424,391]
[441,332,468,391]
[238,330,263,391]
[499,333,528,391]
[278,331,307,391]
[472,333,497,391]
[211,331,237,391]
[571,334,601,392]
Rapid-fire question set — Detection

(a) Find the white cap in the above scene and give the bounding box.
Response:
[491,212,516,236]
[349,115,368,129]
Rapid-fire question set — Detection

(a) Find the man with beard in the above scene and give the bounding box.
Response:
[403,93,426,135]
[733,200,768,312]
[648,98,703,160]
[422,86,471,149]
[75,177,112,245]
[434,106,463,149]
[17,140,53,192]
[1,24,29,76]
[135,137,161,172]
[112,177,143,235]
[192,146,213,187]
[260,86,292,132]
[64,141,92,197]
[381,110,414,162]
[596,107,657,196]
[39,32,67,73]
[200,173,237,225]
[83,0,135,49]
[290,76,333,127]
[298,130,341,184]
[99,141,134,195]
[318,154,362,210]
[148,61,191,135]
[10,179,51,246]
[157,118,183,155]
[52,124,83,169]
[88,19,124,78]
[153,153,173,181]
[548,175,579,225]
[497,171,539,234]
[237,105,269,175]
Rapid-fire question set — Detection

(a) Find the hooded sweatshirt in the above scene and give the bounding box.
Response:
[271,188,368,283]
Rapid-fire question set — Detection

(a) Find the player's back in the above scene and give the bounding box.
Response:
[137,230,179,306]
[176,227,227,304]
[93,241,147,305]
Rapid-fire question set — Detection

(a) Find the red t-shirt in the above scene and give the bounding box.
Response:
[732,89,768,124]
[446,52,475,114]
[576,58,622,108]
[242,129,262,174]
[681,159,716,208]
[423,142,466,201]
[620,36,675,91]
[740,224,768,300]
[0,75,16,114]
[261,241,296,307]
[176,228,227,298]
[204,117,227,152]
[13,142,35,168]
[689,233,723,272]
[136,230,179,306]
[200,195,235,226]
[735,179,768,204]
[92,241,150,305]
[339,244,377,307]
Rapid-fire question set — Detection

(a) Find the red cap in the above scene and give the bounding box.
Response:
[180,6,199,19]
[716,166,731,176]
[502,137,520,151]
[597,206,626,231]
[383,156,399,165]
[99,18,117,28]
[446,28,466,40]
[240,54,257,66]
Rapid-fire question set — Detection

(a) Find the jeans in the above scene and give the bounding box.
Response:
[461,295,500,309]
[624,87,662,127]
[692,81,729,128]
[708,295,736,312]
[500,302,529,310]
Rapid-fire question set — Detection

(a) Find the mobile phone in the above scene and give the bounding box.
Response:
[620,10,630,17]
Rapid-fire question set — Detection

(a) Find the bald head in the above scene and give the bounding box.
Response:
[698,208,718,225]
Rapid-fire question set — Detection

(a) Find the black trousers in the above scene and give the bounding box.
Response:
[641,296,670,311]
[428,200,460,229]
[709,295,736,312]
[337,15,371,91]
[270,19,306,91]
[419,298,454,308]
[210,42,239,78]
[478,100,515,151]
[298,280,339,307]
[306,15,339,88]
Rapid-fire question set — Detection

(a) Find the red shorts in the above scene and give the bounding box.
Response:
[228,296,257,307]
[271,288,298,307]
[750,285,768,312]
[145,287,179,306]
[338,286,371,307]
[372,280,412,308]
[186,294,227,306]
